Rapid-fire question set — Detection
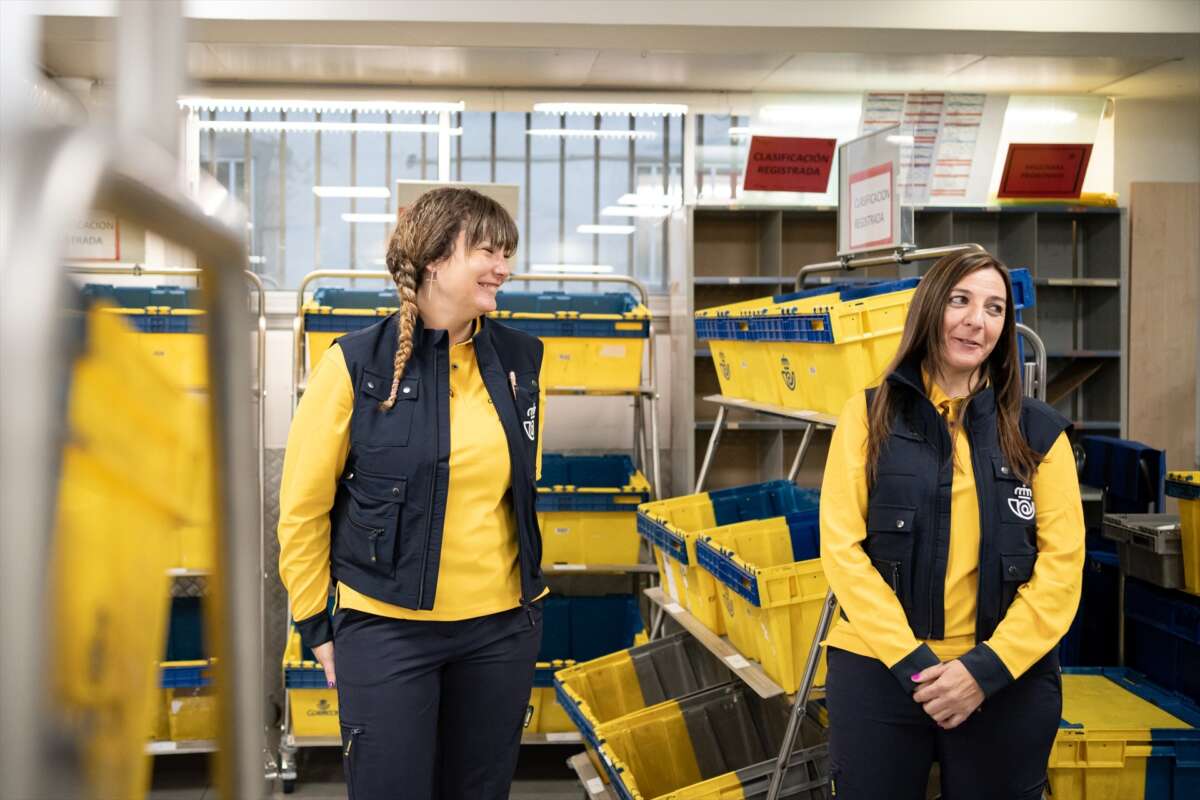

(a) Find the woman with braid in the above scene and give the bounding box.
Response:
[278,187,548,799]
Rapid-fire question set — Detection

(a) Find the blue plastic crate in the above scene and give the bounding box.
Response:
[537,595,643,662]
[126,313,203,334]
[160,662,213,689]
[696,504,821,608]
[284,667,329,689]
[494,316,649,339]
[495,291,639,316]
[1080,436,1166,512]
[303,313,383,333]
[1009,267,1035,311]
[165,597,205,662]
[536,454,650,513]
[81,283,202,309]
[311,287,399,309]
[1060,550,1120,667]
[1125,579,1200,704]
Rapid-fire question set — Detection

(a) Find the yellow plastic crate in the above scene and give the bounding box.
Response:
[51,308,183,798]
[528,660,575,734]
[698,522,828,694]
[1166,472,1200,595]
[539,509,641,565]
[490,301,651,391]
[638,494,726,635]
[166,687,218,741]
[1048,669,1200,800]
[595,683,827,800]
[302,303,391,370]
[289,688,340,737]
[695,296,776,404]
[767,288,915,416]
[101,307,209,391]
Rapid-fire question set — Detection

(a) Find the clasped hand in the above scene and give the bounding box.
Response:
[912,659,983,730]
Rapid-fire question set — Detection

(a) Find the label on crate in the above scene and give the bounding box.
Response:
[664,565,681,603]
[599,344,627,358]
[555,564,586,571]
[147,741,178,754]
[587,778,605,795]
[546,732,579,742]
[664,602,684,615]
[724,654,752,670]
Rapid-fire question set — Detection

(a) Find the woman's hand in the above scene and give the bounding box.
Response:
[911,660,983,730]
[312,640,336,688]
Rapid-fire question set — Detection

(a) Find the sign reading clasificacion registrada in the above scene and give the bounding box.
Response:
[837,125,914,258]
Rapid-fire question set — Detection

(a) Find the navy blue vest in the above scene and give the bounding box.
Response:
[327,313,546,612]
[862,359,1070,652]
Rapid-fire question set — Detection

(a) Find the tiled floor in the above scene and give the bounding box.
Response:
[148,745,585,799]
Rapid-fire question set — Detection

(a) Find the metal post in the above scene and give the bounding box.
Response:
[786,423,817,483]
[694,405,728,494]
[764,591,839,800]
[1016,322,1048,403]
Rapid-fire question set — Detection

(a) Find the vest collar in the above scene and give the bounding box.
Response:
[886,356,997,425]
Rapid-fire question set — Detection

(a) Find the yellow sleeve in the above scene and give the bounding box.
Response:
[972,432,1084,686]
[277,343,353,648]
[819,392,938,686]
[536,358,547,481]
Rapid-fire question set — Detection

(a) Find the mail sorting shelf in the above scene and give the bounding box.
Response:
[287,271,663,788]
[635,244,1051,800]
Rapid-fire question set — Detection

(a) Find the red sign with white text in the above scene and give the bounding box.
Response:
[997,143,1093,198]
[743,136,836,193]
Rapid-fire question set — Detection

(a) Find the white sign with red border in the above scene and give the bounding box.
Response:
[65,211,120,261]
[847,162,894,251]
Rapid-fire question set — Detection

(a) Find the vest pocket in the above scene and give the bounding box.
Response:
[341,471,405,576]
[870,557,902,594]
[864,504,916,610]
[354,370,418,446]
[1001,552,1036,583]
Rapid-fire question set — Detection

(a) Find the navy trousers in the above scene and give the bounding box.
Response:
[332,602,542,800]
[825,647,1061,800]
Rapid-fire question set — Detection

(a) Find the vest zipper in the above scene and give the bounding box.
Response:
[366,530,382,563]
[417,348,440,607]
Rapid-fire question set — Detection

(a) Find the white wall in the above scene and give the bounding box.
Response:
[1114,98,1200,202]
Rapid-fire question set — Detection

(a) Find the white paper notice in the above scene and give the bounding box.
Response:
[554,563,585,571]
[663,602,684,615]
[663,563,681,602]
[848,163,894,250]
[725,654,752,670]
[546,732,579,742]
[586,778,605,795]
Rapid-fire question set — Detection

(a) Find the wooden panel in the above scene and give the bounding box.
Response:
[1128,182,1200,471]
[693,211,769,278]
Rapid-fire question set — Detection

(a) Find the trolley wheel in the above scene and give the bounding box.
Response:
[282,778,296,794]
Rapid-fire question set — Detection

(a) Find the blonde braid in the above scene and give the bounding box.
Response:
[380,234,420,411]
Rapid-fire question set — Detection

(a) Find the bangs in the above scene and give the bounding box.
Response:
[462,196,520,259]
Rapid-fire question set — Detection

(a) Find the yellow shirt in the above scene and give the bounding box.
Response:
[819,378,1084,681]
[277,321,547,626]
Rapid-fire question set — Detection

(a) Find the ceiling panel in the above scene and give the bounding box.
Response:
[1097,57,1200,98]
[942,55,1173,93]
[584,49,791,90]
[192,43,599,86]
[755,51,984,91]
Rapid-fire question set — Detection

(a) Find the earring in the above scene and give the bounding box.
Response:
[425,269,437,299]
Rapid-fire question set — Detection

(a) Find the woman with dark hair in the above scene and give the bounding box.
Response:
[819,252,1084,799]
[278,187,547,798]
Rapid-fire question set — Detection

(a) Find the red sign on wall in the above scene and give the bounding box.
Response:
[743,136,837,193]
[997,143,1093,198]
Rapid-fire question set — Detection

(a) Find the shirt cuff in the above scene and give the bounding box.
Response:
[888,643,941,693]
[295,610,333,651]
[959,642,1015,698]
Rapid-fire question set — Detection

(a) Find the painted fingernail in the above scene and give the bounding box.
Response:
[912,673,922,681]
[328,681,335,688]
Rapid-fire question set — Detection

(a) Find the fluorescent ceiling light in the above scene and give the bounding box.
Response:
[527,128,657,140]
[759,104,860,125]
[342,213,396,223]
[531,264,616,274]
[601,205,672,219]
[1005,108,1079,125]
[577,224,636,235]
[886,135,915,145]
[180,97,465,114]
[197,120,463,135]
[314,185,391,198]
[534,102,687,117]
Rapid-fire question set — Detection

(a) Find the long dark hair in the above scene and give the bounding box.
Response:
[865,251,1041,484]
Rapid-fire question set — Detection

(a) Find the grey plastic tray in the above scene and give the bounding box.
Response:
[1102,513,1184,589]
